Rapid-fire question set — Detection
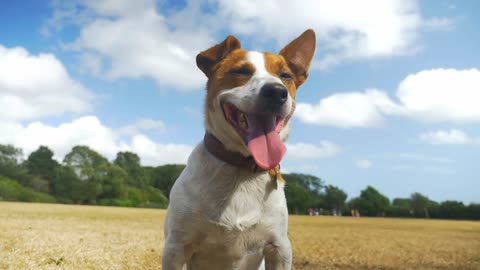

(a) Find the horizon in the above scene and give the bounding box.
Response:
[0,0,479,204]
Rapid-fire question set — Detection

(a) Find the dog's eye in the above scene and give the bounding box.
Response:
[230,67,253,76]
[279,72,293,81]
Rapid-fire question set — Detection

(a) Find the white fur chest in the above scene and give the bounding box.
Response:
[214,174,274,230]
[165,144,288,268]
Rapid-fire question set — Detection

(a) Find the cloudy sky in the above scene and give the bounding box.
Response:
[1,0,479,203]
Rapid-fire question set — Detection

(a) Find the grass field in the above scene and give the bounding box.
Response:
[1,202,479,270]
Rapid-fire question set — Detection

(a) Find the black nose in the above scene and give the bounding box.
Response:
[260,83,288,106]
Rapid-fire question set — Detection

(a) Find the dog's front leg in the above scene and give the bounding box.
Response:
[162,237,195,270]
[162,242,186,270]
[264,237,292,270]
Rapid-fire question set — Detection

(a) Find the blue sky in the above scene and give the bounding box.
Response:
[0,0,479,203]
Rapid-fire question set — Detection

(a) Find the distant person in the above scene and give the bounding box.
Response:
[351,209,355,217]
[308,208,313,216]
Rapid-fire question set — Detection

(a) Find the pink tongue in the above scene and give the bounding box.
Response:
[247,114,286,170]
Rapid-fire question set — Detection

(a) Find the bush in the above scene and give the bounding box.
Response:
[386,205,412,217]
[440,201,467,219]
[0,176,20,200]
[30,192,56,203]
[145,186,168,208]
[0,176,56,203]
[466,204,480,220]
[98,198,136,207]
[125,186,147,206]
[29,177,50,193]
[109,185,169,208]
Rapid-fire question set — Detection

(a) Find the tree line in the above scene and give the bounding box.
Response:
[0,144,478,220]
[284,174,479,220]
[0,144,181,208]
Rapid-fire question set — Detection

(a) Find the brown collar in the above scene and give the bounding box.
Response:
[204,132,259,172]
[203,133,284,187]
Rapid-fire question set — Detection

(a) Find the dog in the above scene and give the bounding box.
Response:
[163,29,316,270]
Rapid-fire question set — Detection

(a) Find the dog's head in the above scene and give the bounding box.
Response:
[197,29,316,170]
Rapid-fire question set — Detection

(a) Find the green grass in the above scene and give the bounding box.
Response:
[1,202,479,269]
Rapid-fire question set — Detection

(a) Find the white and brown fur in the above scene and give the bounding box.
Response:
[163,29,316,270]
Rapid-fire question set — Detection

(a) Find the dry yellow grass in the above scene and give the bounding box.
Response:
[1,202,479,270]
[289,216,480,270]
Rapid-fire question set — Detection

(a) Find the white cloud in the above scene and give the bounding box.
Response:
[3,116,120,161]
[397,68,480,122]
[296,68,480,127]
[0,45,93,121]
[82,0,156,17]
[296,89,401,127]
[2,115,339,166]
[215,0,423,68]
[44,0,447,83]
[49,0,214,90]
[356,159,373,169]
[285,141,340,160]
[129,135,192,166]
[419,129,477,145]
[118,119,166,136]
[0,116,193,166]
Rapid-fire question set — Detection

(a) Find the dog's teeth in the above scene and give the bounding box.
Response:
[239,113,248,130]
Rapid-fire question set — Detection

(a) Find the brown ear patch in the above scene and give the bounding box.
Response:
[279,29,316,87]
[205,50,252,110]
[196,36,241,78]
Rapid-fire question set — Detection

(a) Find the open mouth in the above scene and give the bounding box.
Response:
[223,102,287,170]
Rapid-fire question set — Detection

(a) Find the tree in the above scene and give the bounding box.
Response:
[150,164,185,199]
[392,198,412,209]
[0,144,30,186]
[63,146,110,203]
[0,144,22,165]
[323,185,347,215]
[350,186,390,216]
[114,151,147,187]
[282,173,324,214]
[439,201,466,219]
[466,204,480,220]
[427,200,441,218]
[101,165,127,199]
[26,146,58,179]
[284,181,315,214]
[283,173,324,210]
[389,198,413,217]
[51,165,85,203]
[410,192,430,218]
[26,146,59,193]
[64,146,109,179]
[285,173,325,196]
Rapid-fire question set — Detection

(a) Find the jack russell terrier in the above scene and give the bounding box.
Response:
[163,29,316,270]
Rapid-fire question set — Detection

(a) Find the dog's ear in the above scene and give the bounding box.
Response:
[280,29,316,87]
[196,36,241,78]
